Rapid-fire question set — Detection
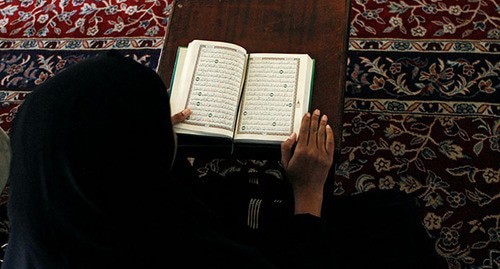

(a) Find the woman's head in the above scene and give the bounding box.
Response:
[6,51,176,265]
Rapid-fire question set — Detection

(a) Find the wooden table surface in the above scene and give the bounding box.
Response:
[158,0,351,149]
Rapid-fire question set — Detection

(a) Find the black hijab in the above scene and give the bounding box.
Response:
[3,51,274,269]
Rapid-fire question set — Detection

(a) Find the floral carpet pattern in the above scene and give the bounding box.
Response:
[338,0,499,268]
[0,0,173,132]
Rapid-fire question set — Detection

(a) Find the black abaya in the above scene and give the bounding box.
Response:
[2,51,328,269]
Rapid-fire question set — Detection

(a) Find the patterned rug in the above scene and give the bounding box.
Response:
[0,0,173,132]
[0,0,173,262]
[336,0,499,268]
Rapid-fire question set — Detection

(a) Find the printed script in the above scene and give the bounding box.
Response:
[238,57,300,135]
[184,45,246,131]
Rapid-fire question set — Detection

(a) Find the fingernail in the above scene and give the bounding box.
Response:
[314,109,320,115]
[321,115,328,121]
[181,108,192,116]
[288,132,296,140]
[306,112,311,118]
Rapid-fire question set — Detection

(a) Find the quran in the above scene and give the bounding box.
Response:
[169,40,314,156]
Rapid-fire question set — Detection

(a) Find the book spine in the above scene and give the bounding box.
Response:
[169,47,183,96]
[309,59,316,111]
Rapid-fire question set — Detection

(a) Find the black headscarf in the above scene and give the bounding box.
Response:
[3,51,275,269]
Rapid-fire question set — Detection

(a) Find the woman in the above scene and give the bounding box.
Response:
[2,51,334,268]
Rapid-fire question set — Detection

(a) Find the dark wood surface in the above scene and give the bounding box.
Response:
[158,0,351,150]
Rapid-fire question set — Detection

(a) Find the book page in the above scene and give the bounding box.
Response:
[234,54,313,143]
[170,40,247,138]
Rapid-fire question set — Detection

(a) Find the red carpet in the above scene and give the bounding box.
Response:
[337,0,499,268]
[0,0,173,132]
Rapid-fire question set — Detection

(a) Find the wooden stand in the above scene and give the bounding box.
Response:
[158,0,351,157]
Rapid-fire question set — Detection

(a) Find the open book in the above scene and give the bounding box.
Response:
[169,40,314,148]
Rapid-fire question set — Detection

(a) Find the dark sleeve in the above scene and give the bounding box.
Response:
[325,190,447,268]
[287,214,330,268]
[170,159,330,268]
[261,213,330,269]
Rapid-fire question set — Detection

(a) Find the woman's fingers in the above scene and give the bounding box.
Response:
[309,109,320,148]
[281,132,296,168]
[297,112,311,149]
[171,108,192,125]
[317,114,327,152]
[326,124,335,159]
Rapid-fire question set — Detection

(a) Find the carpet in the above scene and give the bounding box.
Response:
[336,0,499,268]
[0,0,173,132]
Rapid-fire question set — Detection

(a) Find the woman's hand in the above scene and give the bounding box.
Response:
[171,108,192,125]
[280,109,334,217]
